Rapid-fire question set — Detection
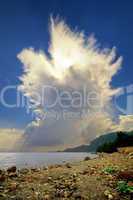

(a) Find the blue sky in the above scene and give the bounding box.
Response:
[0,0,133,129]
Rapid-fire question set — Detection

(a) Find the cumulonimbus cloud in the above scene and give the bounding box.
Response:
[17,17,132,148]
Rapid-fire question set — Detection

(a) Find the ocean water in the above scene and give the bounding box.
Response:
[0,152,97,169]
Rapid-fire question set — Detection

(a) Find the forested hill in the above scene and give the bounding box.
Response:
[64,131,133,153]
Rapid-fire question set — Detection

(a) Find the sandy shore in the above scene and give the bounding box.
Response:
[0,151,133,200]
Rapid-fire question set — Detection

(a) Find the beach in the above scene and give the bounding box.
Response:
[0,149,133,200]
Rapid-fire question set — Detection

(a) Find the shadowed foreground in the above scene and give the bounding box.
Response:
[0,149,133,200]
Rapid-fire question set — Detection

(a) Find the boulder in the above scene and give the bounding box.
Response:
[7,166,16,173]
[84,156,90,161]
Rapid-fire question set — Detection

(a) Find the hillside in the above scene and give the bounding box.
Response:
[64,131,133,152]
[64,132,117,152]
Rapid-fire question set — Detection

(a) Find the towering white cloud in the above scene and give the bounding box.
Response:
[17,18,132,148]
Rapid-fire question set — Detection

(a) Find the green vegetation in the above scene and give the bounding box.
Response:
[97,130,133,153]
[117,181,133,194]
[102,166,118,174]
[97,141,117,153]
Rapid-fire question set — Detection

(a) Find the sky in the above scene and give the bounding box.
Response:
[0,0,133,151]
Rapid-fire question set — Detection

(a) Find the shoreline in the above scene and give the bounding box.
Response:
[0,152,97,169]
[0,150,132,199]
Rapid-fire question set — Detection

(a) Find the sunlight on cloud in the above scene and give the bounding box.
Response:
[17,17,132,147]
[18,18,122,115]
[115,115,133,132]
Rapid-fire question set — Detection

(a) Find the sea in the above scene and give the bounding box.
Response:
[0,152,97,169]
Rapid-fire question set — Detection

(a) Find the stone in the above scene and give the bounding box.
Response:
[104,190,110,196]
[31,168,39,172]
[0,193,6,198]
[73,173,77,177]
[128,152,133,159]
[82,169,89,175]
[19,168,29,174]
[8,172,17,178]
[43,166,48,171]
[48,176,52,182]
[0,174,6,182]
[104,190,114,200]
[108,194,113,199]
[72,191,82,199]
[84,156,90,161]
[8,182,17,191]
[65,163,71,168]
[44,194,50,200]
[7,166,16,173]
